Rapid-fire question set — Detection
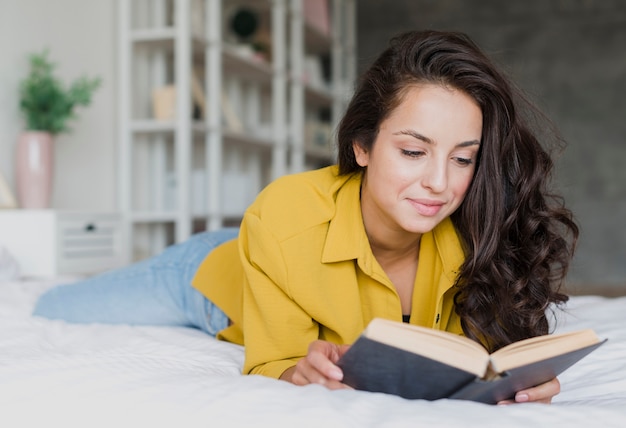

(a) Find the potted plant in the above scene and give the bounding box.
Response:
[16,50,101,209]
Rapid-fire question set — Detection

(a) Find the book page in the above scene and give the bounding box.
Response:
[489,328,600,373]
[364,318,489,377]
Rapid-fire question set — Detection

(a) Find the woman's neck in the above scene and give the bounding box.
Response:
[365,224,421,316]
[359,181,423,314]
[362,207,422,262]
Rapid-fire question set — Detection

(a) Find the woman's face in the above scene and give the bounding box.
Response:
[354,84,482,239]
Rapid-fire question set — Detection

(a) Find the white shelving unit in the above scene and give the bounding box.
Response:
[289,0,356,173]
[118,0,355,262]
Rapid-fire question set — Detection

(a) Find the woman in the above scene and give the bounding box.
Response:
[34,30,578,404]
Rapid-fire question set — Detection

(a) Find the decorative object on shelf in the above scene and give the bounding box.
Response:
[16,50,101,209]
[226,6,270,62]
[221,89,244,132]
[231,8,259,41]
[0,169,17,209]
[152,85,176,121]
[152,71,207,121]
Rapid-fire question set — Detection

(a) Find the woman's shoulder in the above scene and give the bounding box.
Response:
[271,165,345,189]
[251,165,349,206]
[244,165,356,237]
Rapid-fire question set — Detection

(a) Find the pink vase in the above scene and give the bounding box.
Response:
[15,131,54,209]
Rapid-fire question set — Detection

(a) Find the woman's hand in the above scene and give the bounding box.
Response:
[280,340,351,390]
[498,377,560,405]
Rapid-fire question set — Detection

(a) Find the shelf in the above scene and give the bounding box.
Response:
[130,27,177,43]
[130,211,177,223]
[305,145,334,160]
[191,212,245,222]
[129,120,274,150]
[131,27,208,50]
[223,129,274,149]
[119,0,355,262]
[130,119,211,134]
[131,29,272,84]
[222,44,273,82]
[304,84,334,107]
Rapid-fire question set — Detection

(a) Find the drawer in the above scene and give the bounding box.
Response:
[0,210,125,278]
[56,213,124,275]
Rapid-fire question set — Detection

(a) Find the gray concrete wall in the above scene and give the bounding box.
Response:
[357,0,626,295]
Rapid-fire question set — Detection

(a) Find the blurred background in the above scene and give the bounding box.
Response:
[0,0,624,294]
[358,1,626,295]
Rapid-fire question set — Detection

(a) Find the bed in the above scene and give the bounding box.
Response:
[1,277,625,428]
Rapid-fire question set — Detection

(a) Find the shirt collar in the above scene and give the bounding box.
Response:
[321,171,465,282]
[322,172,366,263]
[432,217,466,283]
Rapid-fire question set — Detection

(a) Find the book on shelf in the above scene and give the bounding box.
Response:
[152,85,176,121]
[191,68,207,120]
[337,318,606,404]
[151,74,206,122]
[220,90,244,133]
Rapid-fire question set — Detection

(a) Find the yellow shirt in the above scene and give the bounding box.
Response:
[192,166,465,379]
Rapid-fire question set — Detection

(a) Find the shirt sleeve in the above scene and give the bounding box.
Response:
[238,211,321,379]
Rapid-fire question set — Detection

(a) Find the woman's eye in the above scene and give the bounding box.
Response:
[454,157,474,166]
[401,149,424,158]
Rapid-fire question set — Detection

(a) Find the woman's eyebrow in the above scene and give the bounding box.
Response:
[457,139,481,148]
[393,129,433,144]
[393,129,480,147]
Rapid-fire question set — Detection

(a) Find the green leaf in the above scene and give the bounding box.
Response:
[18,49,102,135]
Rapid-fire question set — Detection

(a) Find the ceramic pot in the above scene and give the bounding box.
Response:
[15,131,54,209]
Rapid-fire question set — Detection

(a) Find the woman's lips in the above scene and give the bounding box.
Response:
[409,199,444,216]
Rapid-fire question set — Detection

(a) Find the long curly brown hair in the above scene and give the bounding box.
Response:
[336,30,579,352]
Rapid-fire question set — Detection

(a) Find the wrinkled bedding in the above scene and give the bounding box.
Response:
[1,278,625,427]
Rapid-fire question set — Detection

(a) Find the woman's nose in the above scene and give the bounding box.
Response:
[422,161,447,192]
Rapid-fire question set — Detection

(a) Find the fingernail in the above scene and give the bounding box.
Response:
[330,368,343,381]
[516,393,529,402]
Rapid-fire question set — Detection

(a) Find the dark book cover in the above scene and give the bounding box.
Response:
[450,339,607,404]
[338,334,607,404]
[337,336,477,400]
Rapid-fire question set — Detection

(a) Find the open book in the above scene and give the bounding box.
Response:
[337,318,605,404]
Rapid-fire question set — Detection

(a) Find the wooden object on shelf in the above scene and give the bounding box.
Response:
[152,85,176,120]
[152,77,207,121]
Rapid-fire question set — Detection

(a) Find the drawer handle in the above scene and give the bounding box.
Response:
[85,223,97,232]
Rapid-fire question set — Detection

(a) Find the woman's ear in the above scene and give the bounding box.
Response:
[352,142,369,167]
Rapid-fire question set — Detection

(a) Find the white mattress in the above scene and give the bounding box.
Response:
[1,278,626,428]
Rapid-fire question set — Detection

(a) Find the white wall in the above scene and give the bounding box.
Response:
[0,0,117,211]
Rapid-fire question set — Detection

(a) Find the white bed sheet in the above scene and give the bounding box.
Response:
[1,278,625,428]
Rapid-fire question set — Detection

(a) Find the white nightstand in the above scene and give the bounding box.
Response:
[0,210,124,278]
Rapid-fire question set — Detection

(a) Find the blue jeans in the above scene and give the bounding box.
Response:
[32,228,239,336]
